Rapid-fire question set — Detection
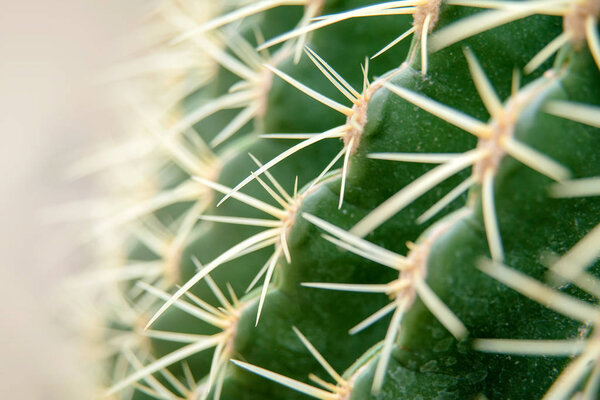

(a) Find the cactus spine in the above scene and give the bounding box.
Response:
[82,1,600,399]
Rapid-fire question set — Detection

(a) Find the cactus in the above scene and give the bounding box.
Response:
[83,1,600,399]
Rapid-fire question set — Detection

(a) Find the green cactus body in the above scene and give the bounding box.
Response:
[88,1,600,399]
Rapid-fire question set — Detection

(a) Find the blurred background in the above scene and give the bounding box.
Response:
[0,1,145,398]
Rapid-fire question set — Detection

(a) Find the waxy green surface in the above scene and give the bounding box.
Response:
[111,1,600,399]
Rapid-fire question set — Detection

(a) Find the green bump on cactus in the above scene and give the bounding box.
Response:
[78,0,600,399]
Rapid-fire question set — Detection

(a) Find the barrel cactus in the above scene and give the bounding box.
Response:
[84,0,600,399]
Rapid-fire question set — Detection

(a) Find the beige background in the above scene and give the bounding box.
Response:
[0,1,145,398]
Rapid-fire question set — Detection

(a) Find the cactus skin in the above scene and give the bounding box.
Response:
[89,1,600,400]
